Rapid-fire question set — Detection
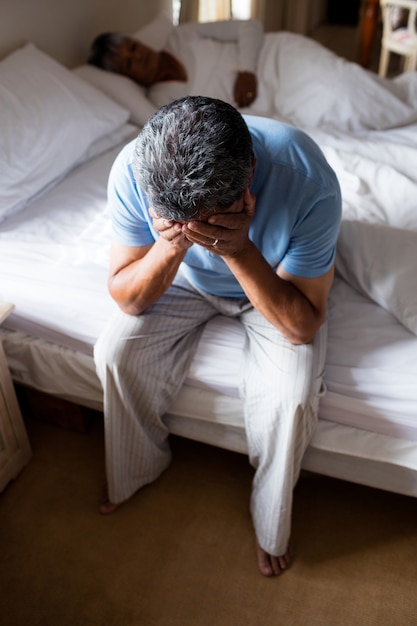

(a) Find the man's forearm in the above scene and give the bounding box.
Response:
[109,237,187,315]
[223,242,324,344]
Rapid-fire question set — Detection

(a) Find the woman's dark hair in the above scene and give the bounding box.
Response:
[88,33,125,71]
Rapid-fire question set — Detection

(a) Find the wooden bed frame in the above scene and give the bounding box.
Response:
[360,0,381,66]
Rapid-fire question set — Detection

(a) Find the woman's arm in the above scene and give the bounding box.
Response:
[193,19,264,106]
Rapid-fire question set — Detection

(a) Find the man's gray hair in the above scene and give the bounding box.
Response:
[133,96,253,221]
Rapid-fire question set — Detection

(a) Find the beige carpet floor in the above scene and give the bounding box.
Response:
[1,415,417,626]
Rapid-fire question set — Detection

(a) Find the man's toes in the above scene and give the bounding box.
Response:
[256,541,271,576]
[256,539,293,577]
[256,541,281,577]
[99,498,119,515]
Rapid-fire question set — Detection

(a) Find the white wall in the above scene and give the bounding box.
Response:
[0,0,171,66]
[91,0,171,38]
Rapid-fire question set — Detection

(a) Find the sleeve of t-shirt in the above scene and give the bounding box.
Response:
[193,19,263,73]
[280,185,342,278]
[107,141,156,247]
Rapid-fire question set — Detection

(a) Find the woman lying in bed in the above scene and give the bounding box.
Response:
[87,14,417,134]
[88,18,263,109]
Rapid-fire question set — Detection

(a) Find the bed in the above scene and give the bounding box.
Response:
[1,17,417,499]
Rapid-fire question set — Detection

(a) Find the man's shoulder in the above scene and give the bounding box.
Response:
[247,116,339,192]
[244,115,307,144]
[109,138,137,184]
[115,138,137,166]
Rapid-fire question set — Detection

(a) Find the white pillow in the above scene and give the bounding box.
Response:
[132,11,175,50]
[0,43,129,221]
[73,65,157,127]
[336,221,417,335]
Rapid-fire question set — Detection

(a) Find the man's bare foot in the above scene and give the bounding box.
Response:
[255,538,293,577]
[99,487,120,515]
[99,498,119,515]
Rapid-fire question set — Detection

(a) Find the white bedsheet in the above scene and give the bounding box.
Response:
[1,138,417,443]
[147,30,417,133]
[245,32,417,132]
[0,143,121,352]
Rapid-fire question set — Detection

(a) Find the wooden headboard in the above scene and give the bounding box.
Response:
[0,0,170,66]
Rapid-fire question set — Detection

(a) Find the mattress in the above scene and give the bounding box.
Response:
[1,129,417,498]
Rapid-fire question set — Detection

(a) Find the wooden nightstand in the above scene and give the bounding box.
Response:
[0,302,32,491]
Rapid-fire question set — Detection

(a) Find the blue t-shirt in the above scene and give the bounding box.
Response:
[107,115,342,298]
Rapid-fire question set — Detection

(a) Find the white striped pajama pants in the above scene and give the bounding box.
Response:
[94,271,328,556]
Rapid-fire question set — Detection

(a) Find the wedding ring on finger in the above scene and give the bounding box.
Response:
[212,238,219,247]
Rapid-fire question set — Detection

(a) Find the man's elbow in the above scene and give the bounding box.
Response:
[112,293,143,316]
[118,301,143,316]
[108,280,143,316]
[288,330,315,346]
[289,312,327,345]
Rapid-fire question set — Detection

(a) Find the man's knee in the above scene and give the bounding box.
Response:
[246,379,322,437]
[94,322,126,374]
